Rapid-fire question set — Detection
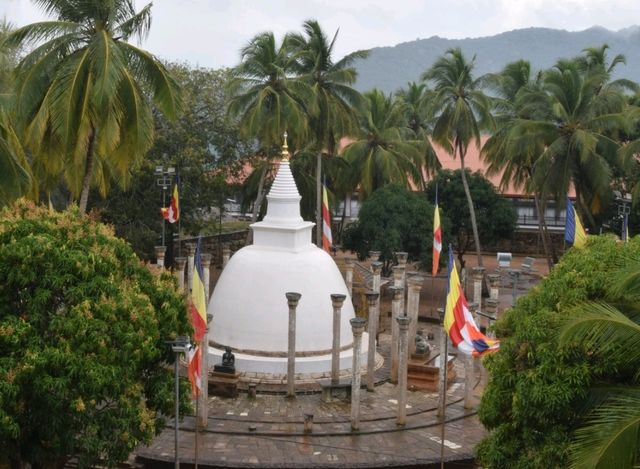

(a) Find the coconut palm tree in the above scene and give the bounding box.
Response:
[287,20,367,247]
[482,60,558,269]
[422,48,493,269]
[8,0,182,213]
[512,59,628,229]
[0,19,31,205]
[395,81,440,183]
[342,89,425,199]
[228,31,309,229]
[558,261,640,468]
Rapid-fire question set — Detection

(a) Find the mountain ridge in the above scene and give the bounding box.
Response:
[352,26,640,93]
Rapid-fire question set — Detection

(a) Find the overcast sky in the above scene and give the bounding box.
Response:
[2,0,639,69]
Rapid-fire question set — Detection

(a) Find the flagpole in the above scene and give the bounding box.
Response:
[194,392,199,469]
[440,333,448,469]
[430,276,436,319]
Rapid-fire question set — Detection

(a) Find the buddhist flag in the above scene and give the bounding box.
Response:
[444,245,499,357]
[189,238,207,342]
[187,345,202,397]
[322,182,333,252]
[432,188,442,277]
[622,213,629,243]
[161,180,180,223]
[564,197,587,249]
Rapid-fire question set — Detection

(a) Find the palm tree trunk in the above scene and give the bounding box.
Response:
[245,165,267,245]
[457,139,483,268]
[316,151,322,248]
[533,191,554,271]
[78,129,96,214]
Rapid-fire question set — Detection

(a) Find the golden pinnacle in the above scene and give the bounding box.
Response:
[281,131,290,162]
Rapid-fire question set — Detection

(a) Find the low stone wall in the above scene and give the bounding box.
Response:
[175,230,248,267]
[488,230,566,256]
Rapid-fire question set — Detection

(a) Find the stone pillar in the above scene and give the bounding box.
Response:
[396,315,411,426]
[395,252,408,287]
[406,275,423,356]
[186,242,197,291]
[371,262,383,295]
[197,314,211,428]
[464,354,474,410]
[155,245,167,268]
[487,274,501,301]
[330,293,346,384]
[392,265,405,313]
[437,307,447,418]
[350,317,366,431]
[201,253,212,303]
[174,257,187,291]
[286,292,302,398]
[365,291,380,391]
[389,286,403,384]
[485,298,499,339]
[197,280,211,426]
[344,258,355,297]
[222,244,231,268]
[472,267,485,312]
[369,251,381,263]
[509,269,521,306]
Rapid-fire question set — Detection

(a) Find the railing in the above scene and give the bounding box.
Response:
[517,214,566,228]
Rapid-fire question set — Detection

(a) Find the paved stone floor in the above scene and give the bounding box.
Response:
[136,330,483,468]
[135,254,546,468]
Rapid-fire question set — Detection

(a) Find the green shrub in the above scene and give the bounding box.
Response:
[0,200,191,467]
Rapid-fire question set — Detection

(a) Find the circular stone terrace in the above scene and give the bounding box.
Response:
[135,328,484,468]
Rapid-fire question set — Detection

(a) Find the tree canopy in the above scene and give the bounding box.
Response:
[425,169,516,267]
[7,0,182,212]
[0,200,191,467]
[477,235,640,468]
[342,184,439,274]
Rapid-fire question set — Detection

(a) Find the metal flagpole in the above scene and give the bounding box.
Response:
[430,276,436,319]
[194,390,199,469]
[439,329,449,469]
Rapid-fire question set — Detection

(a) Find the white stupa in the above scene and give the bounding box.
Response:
[208,137,366,376]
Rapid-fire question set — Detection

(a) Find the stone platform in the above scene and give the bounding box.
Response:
[134,329,484,468]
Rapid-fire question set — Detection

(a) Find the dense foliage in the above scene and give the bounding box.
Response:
[342,185,441,274]
[477,235,640,468]
[425,169,516,267]
[7,0,182,213]
[91,64,248,260]
[0,200,191,468]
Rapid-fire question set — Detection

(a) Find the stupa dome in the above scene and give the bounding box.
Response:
[208,141,363,376]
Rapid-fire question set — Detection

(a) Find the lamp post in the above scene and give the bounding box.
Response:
[614,190,632,240]
[156,165,176,247]
[168,335,191,469]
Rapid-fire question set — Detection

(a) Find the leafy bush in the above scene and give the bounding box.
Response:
[477,235,640,468]
[342,185,437,273]
[0,200,192,467]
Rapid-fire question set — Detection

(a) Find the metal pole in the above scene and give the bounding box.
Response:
[439,334,448,469]
[174,356,179,469]
[194,392,199,469]
[162,187,167,247]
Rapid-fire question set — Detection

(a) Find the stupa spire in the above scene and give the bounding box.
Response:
[252,131,313,243]
[281,131,290,162]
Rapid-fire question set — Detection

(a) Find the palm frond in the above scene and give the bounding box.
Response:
[568,393,640,469]
[558,302,640,365]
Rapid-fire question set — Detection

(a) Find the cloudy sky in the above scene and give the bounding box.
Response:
[2,0,639,69]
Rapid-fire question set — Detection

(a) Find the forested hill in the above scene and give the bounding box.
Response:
[352,26,640,93]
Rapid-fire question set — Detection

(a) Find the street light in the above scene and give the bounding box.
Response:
[167,335,191,469]
[156,165,176,247]
[614,190,632,240]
